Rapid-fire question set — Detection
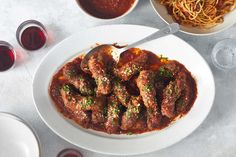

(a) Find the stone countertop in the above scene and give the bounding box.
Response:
[0,0,236,157]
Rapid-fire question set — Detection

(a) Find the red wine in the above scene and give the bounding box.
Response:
[57,149,83,157]
[0,45,15,71]
[20,26,46,50]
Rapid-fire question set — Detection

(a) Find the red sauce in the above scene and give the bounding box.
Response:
[49,49,197,134]
[77,0,136,19]
[21,26,46,50]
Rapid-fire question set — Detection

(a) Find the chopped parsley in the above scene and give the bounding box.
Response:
[127,132,133,135]
[81,97,94,110]
[144,84,153,92]
[103,105,108,117]
[86,97,94,106]
[127,110,131,118]
[132,106,139,113]
[113,108,120,114]
[131,64,140,71]
[159,67,173,78]
[124,67,132,75]
[77,75,84,81]
[62,84,71,92]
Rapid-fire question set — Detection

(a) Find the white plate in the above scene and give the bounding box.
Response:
[0,113,40,157]
[150,0,236,35]
[33,25,215,155]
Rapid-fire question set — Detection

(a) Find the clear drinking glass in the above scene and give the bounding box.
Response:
[16,20,48,51]
[211,39,236,70]
[0,41,16,72]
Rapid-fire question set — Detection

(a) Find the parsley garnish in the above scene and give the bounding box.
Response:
[81,97,94,110]
[124,67,132,75]
[159,67,173,78]
[62,84,70,92]
[127,132,133,135]
[144,84,153,92]
[114,108,120,114]
[103,105,108,117]
[86,97,94,106]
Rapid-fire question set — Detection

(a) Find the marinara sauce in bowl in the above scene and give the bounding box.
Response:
[76,0,138,20]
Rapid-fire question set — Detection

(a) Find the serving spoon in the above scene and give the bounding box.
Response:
[81,23,180,71]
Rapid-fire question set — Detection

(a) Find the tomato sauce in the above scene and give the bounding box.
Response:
[77,0,136,19]
[49,49,197,134]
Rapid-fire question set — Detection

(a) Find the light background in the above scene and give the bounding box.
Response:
[0,0,236,156]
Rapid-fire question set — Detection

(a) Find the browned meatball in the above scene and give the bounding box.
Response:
[113,81,130,107]
[161,80,183,118]
[60,85,90,128]
[115,52,148,81]
[160,61,191,118]
[105,95,121,134]
[63,63,94,95]
[88,54,112,95]
[121,96,142,130]
[137,70,162,129]
[61,84,105,124]
[79,96,106,124]
[175,71,193,114]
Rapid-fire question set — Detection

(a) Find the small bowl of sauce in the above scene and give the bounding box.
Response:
[76,0,138,20]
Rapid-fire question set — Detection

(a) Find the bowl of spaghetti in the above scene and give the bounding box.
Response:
[151,0,236,35]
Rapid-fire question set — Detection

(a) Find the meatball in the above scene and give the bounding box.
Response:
[88,54,112,95]
[105,95,121,134]
[63,63,94,95]
[113,81,131,107]
[160,61,191,118]
[61,84,105,124]
[60,85,90,128]
[161,80,182,118]
[115,52,148,81]
[175,71,193,114]
[121,96,142,130]
[137,70,162,129]
[79,96,106,124]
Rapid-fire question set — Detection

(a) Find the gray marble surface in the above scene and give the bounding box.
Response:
[0,0,236,157]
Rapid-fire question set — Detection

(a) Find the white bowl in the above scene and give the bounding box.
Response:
[150,0,236,36]
[75,0,139,21]
[33,24,215,155]
[0,113,40,157]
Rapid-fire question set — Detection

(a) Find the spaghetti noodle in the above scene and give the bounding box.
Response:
[159,0,236,28]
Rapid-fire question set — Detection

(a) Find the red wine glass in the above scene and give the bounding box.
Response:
[16,20,48,51]
[0,41,16,72]
[57,148,83,157]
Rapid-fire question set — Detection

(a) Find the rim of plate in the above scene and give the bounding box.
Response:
[150,0,236,36]
[33,24,215,155]
[0,112,40,157]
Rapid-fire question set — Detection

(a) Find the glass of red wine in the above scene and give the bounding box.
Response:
[16,20,47,51]
[0,41,16,72]
[57,149,83,157]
